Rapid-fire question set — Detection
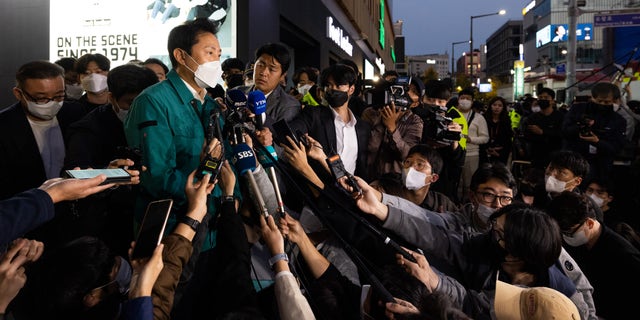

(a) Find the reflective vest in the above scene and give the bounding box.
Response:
[509,109,521,132]
[448,106,468,149]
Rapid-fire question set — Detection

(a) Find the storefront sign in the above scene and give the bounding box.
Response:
[326,16,353,56]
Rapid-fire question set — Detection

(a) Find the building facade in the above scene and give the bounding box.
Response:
[0,0,398,107]
[407,53,449,80]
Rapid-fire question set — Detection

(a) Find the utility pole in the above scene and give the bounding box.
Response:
[566,0,578,105]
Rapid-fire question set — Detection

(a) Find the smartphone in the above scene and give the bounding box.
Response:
[195,154,224,183]
[273,119,301,149]
[131,199,173,259]
[65,168,132,185]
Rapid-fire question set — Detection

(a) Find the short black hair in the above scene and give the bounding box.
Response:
[167,18,220,70]
[221,57,244,72]
[107,64,158,100]
[591,82,620,99]
[255,42,291,74]
[75,53,110,74]
[407,144,443,175]
[143,58,169,74]
[292,67,319,85]
[15,60,64,88]
[470,162,517,195]
[491,203,562,269]
[548,150,589,178]
[548,191,597,231]
[538,87,556,99]
[424,79,451,100]
[458,87,475,98]
[54,57,77,72]
[320,64,357,87]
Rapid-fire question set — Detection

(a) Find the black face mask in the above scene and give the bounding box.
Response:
[538,99,551,109]
[325,89,349,108]
[592,102,613,112]
[226,73,244,89]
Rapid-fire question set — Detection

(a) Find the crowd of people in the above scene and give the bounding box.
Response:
[2,17,640,320]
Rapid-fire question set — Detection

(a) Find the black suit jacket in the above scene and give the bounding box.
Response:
[0,102,84,199]
[289,105,371,180]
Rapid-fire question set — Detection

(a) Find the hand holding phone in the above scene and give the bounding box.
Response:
[131,199,173,259]
[65,168,132,185]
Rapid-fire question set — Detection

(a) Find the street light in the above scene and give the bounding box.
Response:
[451,40,470,77]
[470,9,506,85]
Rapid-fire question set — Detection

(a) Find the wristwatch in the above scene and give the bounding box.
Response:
[180,215,200,232]
[268,253,289,268]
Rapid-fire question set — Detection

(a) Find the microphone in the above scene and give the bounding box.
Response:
[225,89,248,110]
[247,90,267,130]
[254,140,285,215]
[232,137,270,218]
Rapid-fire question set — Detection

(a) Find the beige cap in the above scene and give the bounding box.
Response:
[494,280,580,320]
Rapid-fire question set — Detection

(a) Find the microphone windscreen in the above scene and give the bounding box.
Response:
[247,90,267,116]
[232,143,257,175]
[226,89,248,110]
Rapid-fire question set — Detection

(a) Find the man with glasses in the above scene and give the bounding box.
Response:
[0,60,84,200]
[370,144,458,213]
[548,191,640,319]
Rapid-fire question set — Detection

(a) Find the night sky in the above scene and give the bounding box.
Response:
[392,0,529,57]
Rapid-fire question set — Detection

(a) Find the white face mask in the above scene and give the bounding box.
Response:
[475,203,496,224]
[563,226,589,247]
[458,99,472,110]
[25,99,63,121]
[588,193,605,208]
[402,167,428,190]
[112,101,128,123]
[298,84,312,96]
[81,73,108,93]
[184,51,222,88]
[545,175,568,193]
[531,106,541,113]
[613,103,620,112]
[65,83,84,100]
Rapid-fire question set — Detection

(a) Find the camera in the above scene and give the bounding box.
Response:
[421,105,461,145]
[363,76,412,110]
[577,115,593,136]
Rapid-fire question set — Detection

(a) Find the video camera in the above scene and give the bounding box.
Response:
[363,76,412,110]
[421,105,461,145]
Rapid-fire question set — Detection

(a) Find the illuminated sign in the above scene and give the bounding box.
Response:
[375,57,385,75]
[537,23,593,47]
[536,25,552,48]
[551,23,593,42]
[522,1,536,16]
[326,17,353,56]
[513,60,525,100]
[426,59,436,64]
[479,83,492,93]
[50,0,237,71]
[379,0,385,48]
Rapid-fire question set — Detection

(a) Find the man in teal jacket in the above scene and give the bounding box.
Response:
[124,18,235,252]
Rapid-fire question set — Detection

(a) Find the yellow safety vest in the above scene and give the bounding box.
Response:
[448,106,468,149]
[509,109,521,132]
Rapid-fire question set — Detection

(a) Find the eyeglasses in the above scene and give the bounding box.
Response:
[402,159,431,171]
[562,220,586,237]
[20,89,65,105]
[489,218,505,243]
[475,191,513,205]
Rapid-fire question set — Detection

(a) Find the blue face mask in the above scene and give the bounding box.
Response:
[115,256,132,295]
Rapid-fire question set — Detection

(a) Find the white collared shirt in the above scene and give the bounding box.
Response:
[28,117,64,179]
[331,107,358,175]
[181,77,205,103]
